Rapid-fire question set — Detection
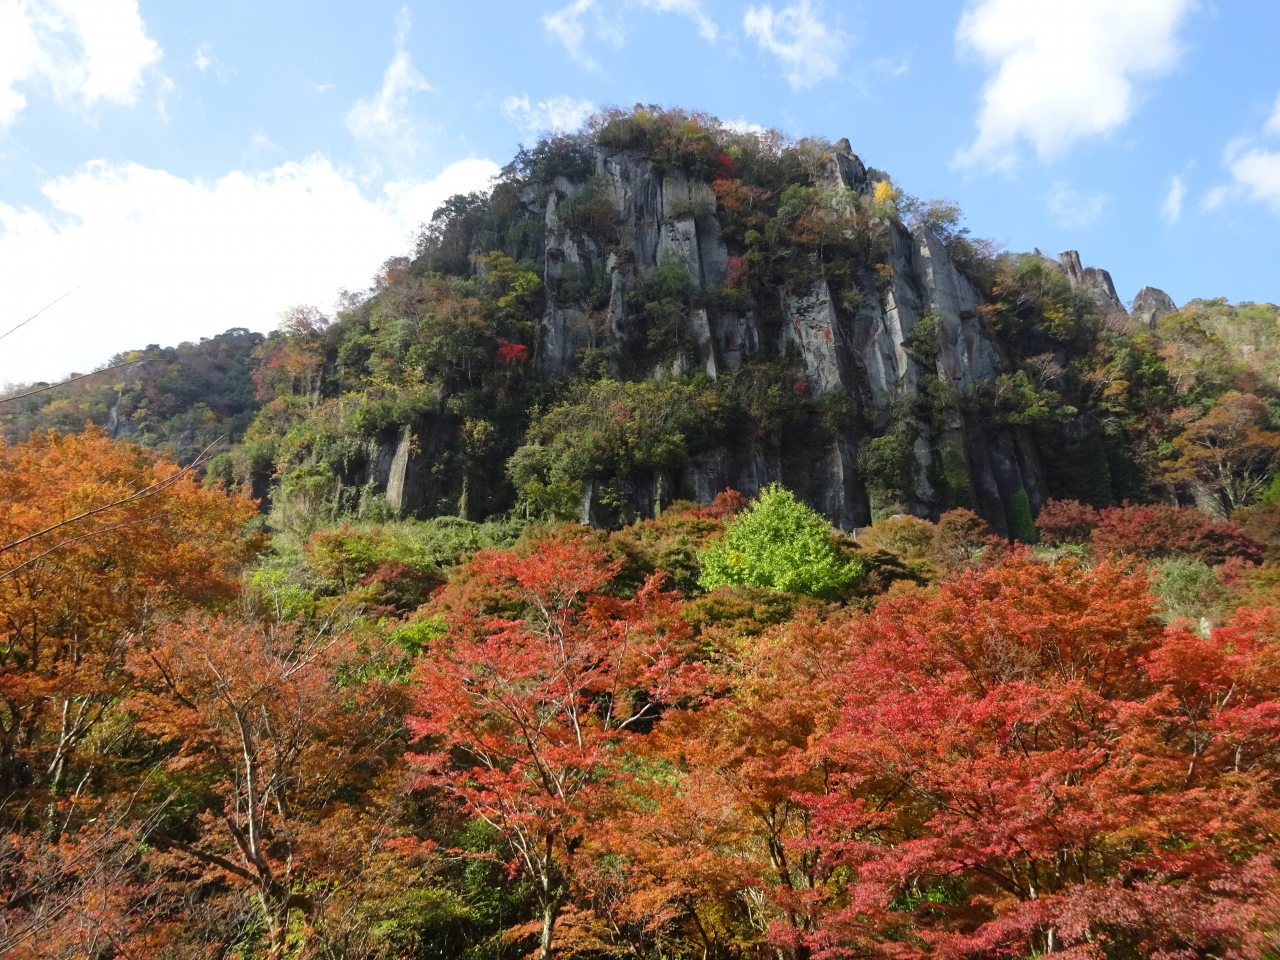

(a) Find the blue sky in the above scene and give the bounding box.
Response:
[2,0,1280,384]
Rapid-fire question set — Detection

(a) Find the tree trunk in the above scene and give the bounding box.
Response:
[263,894,290,958]
[540,897,558,960]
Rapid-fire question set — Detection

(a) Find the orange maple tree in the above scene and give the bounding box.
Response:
[0,427,261,955]
[126,614,409,955]
[0,427,258,813]
[593,611,855,957]
[1165,392,1280,512]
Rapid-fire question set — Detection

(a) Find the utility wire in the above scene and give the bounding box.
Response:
[0,287,84,344]
[0,435,224,559]
[0,359,140,405]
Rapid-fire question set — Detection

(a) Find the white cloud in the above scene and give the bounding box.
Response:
[1202,93,1280,215]
[1226,148,1280,212]
[871,57,910,78]
[1162,174,1186,224]
[193,48,231,84]
[544,0,716,67]
[382,159,500,224]
[0,0,162,127]
[544,0,598,66]
[0,156,499,385]
[501,94,595,134]
[154,73,174,122]
[955,0,1193,167]
[743,0,847,91]
[1226,97,1280,210]
[1266,92,1280,137]
[635,0,717,41]
[1044,181,1109,227]
[346,9,431,151]
[720,118,767,135]
[1201,184,1230,212]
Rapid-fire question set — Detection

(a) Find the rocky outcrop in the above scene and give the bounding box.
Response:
[376,421,443,517]
[106,394,136,440]
[1060,249,1126,315]
[383,426,415,513]
[529,140,1107,532]
[1131,286,1177,328]
[780,280,846,396]
[539,153,735,377]
[904,225,1002,394]
[1037,249,1126,315]
[820,138,870,193]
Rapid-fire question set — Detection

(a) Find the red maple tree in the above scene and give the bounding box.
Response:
[495,338,530,366]
[1091,501,1262,564]
[406,537,697,959]
[787,556,1280,959]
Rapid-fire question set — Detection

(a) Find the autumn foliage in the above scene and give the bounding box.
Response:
[0,429,264,955]
[791,557,1280,958]
[1033,496,1101,545]
[1091,500,1263,564]
[1165,392,1280,512]
[8,426,1280,959]
[12,106,1280,958]
[126,615,408,954]
[407,538,697,959]
[0,427,258,810]
[495,338,531,366]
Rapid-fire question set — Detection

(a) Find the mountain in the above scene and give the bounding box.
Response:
[1,327,264,464]
[6,106,1279,538]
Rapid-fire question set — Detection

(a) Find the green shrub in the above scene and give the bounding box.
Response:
[698,484,863,598]
[902,312,940,366]
[1154,557,1227,625]
[938,435,978,511]
[627,254,696,366]
[509,377,720,522]
[1006,487,1038,544]
[1263,472,1280,503]
[858,434,913,519]
[246,566,317,622]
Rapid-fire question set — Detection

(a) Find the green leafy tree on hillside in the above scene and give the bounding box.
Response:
[698,483,862,598]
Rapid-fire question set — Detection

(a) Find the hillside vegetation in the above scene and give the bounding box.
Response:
[2,328,264,464]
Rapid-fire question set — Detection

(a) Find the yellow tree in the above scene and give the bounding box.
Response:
[1166,392,1280,512]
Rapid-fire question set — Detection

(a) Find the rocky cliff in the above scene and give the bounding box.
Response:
[185,110,1213,538]
[506,135,1176,535]
[11,110,1267,543]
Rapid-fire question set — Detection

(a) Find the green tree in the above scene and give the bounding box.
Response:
[698,484,863,598]
[1006,487,1038,543]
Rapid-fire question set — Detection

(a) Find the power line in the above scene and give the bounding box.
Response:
[0,287,85,344]
[0,360,141,405]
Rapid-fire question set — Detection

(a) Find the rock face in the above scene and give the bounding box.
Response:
[1131,286,1177,328]
[822,138,870,193]
[1038,249,1127,315]
[541,154,731,378]
[106,395,135,440]
[525,141,1117,534]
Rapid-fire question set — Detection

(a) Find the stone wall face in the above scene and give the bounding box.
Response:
[523,140,1144,532]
